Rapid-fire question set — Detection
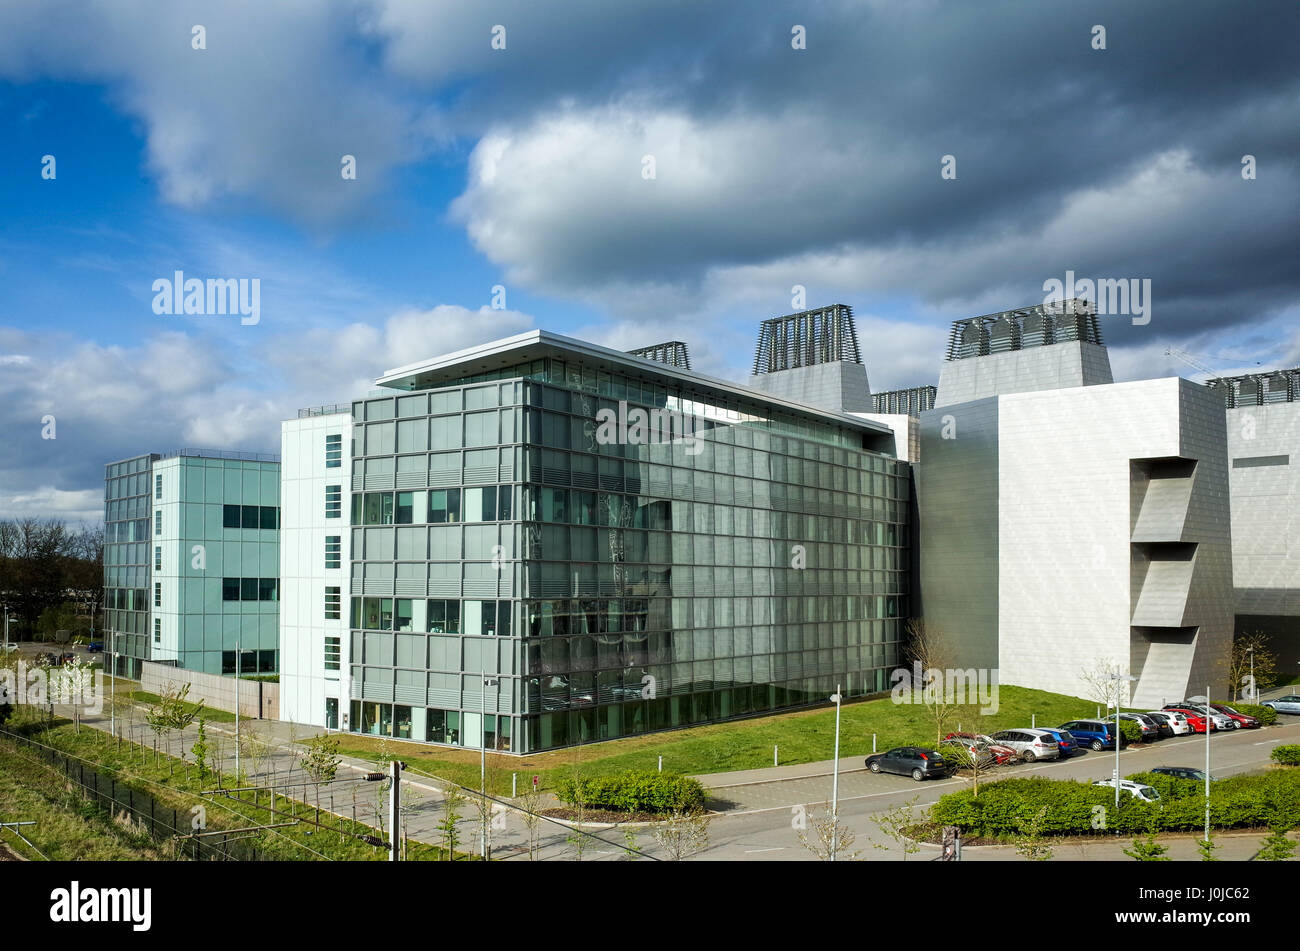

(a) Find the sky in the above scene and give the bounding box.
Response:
[1,0,1298,523]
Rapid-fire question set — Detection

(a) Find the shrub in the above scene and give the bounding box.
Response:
[1125,771,1202,800]
[555,770,706,814]
[1118,719,1144,744]
[1272,745,1300,766]
[930,770,1300,837]
[1234,703,1278,726]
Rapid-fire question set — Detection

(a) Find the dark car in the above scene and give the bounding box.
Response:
[865,746,951,781]
[86,641,104,653]
[1150,766,1215,783]
[1143,712,1178,738]
[1117,712,1161,741]
[1033,726,1079,758]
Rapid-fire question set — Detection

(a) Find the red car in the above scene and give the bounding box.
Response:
[944,731,1017,765]
[1163,705,1212,733]
[1210,703,1261,729]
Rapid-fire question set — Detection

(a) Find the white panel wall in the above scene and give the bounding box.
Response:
[279,413,353,727]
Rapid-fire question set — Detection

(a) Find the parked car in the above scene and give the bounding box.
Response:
[1093,779,1161,803]
[1209,703,1261,729]
[944,732,1018,764]
[1145,710,1191,736]
[1162,705,1214,733]
[1168,703,1232,731]
[1032,726,1080,758]
[1149,766,1215,783]
[989,729,1061,762]
[1117,712,1161,741]
[1262,695,1300,715]
[940,738,996,769]
[86,641,104,653]
[865,746,952,781]
[1060,719,1123,751]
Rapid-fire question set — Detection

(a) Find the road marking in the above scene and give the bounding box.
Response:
[743,847,785,853]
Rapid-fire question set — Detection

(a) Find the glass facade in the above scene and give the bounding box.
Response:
[104,454,156,677]
[346,353,911,753]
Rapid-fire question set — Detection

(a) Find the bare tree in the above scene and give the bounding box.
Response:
[653,810,710,861]
[797,801,860,860]
[870,795,924,861]
[903,618,956,743]
[1078,656,1126,711]
[1227,631,1278,701]
[144,682,204,760]
[516,781,545,860]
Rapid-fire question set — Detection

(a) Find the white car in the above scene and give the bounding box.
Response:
[1093,779,1161,803]
[989,728,1061,762]
[1146,710,1192,735]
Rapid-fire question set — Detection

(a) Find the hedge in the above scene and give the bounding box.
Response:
[1233,703,1279,726]
[1118,719,1144,744]
[1272,745,1300,766]
[930,771,1300,836]
[555,770,706,814]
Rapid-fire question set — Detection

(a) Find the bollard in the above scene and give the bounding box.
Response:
[658,755,662,773]
[774,745,778,767]
[512,773,517,797]
[872,733,877,753]
[1032,713,1036,729]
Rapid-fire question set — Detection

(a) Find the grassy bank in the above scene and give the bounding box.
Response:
[324,684,1106,796]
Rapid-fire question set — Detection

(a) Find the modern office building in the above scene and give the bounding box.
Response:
[279,327,913,751]
[916,304,1234,707]
[102,449,281,678]
[1211,368,1300,668]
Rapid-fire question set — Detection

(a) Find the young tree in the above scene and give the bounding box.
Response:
[145,682,205,760]
[191,717,211,783]
[871,795,924,861]
[1197,833,1221,862]
[237,724,272,780]
[797,801,860,861]
[1078,657,1126,713]
[299,734,342,809]
[439,786,467,860]
[1227,631,1277,701]
[1123,817,1170,861]
[653,810,710,861]
[516,780,545,860]
[1256,824,1296,861]
[1014,805,1054,861]
[903,618,957,743]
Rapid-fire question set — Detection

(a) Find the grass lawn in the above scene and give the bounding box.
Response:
[127,690,237,724]
[321,685,1108,796]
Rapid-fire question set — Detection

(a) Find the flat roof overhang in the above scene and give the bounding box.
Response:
[375,329,895,439]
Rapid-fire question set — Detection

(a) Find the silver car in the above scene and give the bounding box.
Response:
[989,728,1061,763]
[1263,695,1300,715]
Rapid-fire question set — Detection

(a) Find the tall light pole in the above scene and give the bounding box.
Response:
[109,631,116,738]
[234,639,240,778]
[1110,673,1137,808]
[481,671,499,860]
[1246,647,1256,703]
[829,684,842,862]
[1204,684,1211,843]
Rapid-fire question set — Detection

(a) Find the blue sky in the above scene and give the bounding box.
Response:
[1,0,1298,522]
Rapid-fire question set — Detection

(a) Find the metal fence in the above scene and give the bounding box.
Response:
[0,728,264,861]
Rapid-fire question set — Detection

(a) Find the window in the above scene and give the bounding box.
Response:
[325,586,341,620]
[326,433,342,468]
[258,578,279,602]
[154,510,162,536]
[363,492,394,525]
[429,488,460,523]
[427,599,460,634]
[223,504,241,528]
[325,535,341,569]
[154,546,162,571]
[464,486,497,522]
[325,485,342,518]
[242,578,259,601]
[324,637,341,671]
[154,582,161,607]
[223,577,280,602]
[153,618,161,644]
[154,473,162,499]
[395,491,415,524]
[222,578,241,601]
[260,506,278,530]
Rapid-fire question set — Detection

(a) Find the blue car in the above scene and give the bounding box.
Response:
[1059,719,1122,751]
[1033,726,1079,758]
[86,641,104,653]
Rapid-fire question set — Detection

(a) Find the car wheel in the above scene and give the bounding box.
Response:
[911,768,925,781]
[1021,751,1035,763]
[869,761,881,773]
[1091,739,1104,751]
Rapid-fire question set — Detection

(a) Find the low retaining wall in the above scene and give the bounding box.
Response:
[139,662,278,720]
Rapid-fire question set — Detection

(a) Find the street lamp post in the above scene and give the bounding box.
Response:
[1204,684,1211,843]
[1246,648,1255,703]
[481,672,499,860]
[829,684,842,862]
[1110,673,1137,808]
